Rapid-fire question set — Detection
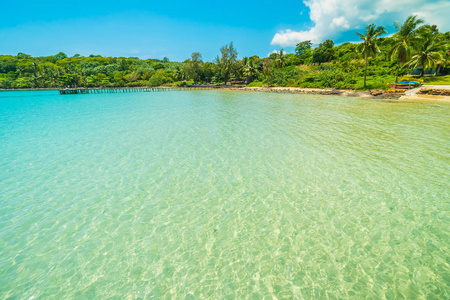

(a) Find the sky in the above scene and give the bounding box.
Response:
[0,0,449,62]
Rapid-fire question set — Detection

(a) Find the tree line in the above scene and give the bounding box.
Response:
[1,16,449,90]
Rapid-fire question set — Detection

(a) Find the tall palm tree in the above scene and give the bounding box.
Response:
[276,49,285,68]
[389,15,424,86]
[408,32,445,77]
[356,24,387,88]
[262,61,272,79]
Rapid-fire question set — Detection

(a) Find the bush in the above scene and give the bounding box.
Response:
[265,66,304,86]
[148,71,172,87]
[166,80,193,87]
[12,77,32,88]
[303,75,315,83]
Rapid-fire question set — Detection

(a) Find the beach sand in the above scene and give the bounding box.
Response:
[237,86,397,99]
[399,85,450,102]
[238,86,450,102]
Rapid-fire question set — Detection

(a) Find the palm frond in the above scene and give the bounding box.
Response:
[356,32,366,40]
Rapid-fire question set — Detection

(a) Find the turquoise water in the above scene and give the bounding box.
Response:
[0,90,449,299]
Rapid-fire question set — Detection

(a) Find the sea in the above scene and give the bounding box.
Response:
[0,90,449,299]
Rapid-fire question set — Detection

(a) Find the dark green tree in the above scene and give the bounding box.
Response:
[184,52,203,84]
[312,40,335,64]
[295,41,312,56]
[54,52,68,59]
[215,42,238,84]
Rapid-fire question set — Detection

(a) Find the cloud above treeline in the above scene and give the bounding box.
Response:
[271,0,450,46]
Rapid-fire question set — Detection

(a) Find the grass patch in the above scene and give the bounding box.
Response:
[353,75,395,90]
[422,75,450,85]
[248,81,264,87]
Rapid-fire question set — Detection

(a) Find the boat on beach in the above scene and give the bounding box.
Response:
[390,80,420,89]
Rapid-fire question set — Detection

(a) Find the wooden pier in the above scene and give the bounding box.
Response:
[59,87,173,95]
[59,85,237,95]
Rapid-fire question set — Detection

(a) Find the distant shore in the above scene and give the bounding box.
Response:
[2,85,450,102]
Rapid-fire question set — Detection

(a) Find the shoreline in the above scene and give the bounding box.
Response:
[2,86,450,102]
[234,86,450,102]
[234,86,399,99]
[0,86,398,99]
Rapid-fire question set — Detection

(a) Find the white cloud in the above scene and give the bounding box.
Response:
[271,0,450,47]
[272,28,321,45]
[332,17,350,29]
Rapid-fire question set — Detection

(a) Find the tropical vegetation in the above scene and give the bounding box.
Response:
[1,16,449,90]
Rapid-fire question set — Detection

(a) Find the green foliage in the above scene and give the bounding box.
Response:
[312,40,335,64]
[298,68,357,89]
[54,52,68,60]
[248,59,261,83]
[184,52,203,84]
[264,66,304,86]
[153,63,164,70]
[408,31,446,76]
[16,53,32,59]
[167,80,194,87]
[295,41,312,56]
[215,42,238,84]
[12,77,33,88]
[148,71,171,87]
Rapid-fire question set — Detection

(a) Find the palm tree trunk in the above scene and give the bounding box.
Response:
[395,64,399,88]
[364,53,368,88]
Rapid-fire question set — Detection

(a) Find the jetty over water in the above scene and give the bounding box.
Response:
[58,85,236,95]
[59,87,173,95]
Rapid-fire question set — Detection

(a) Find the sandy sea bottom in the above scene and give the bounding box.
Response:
[0,90,449,299]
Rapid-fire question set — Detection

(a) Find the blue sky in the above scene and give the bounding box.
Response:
[0,0,449,61]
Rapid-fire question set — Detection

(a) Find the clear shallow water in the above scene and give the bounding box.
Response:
[0,90,449,299]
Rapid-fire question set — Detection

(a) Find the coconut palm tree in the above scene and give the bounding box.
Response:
[263,61,272,78]
[276,49,285,69]
[408,32,445,77]
[356,24,387,88]
[243,59,258,83]
[389,15,424,86]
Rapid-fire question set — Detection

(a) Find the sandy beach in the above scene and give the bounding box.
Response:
[399,85,450,102]
[237,86,399,99]
[236,86,450,102]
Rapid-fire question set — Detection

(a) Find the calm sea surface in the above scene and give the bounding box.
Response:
[0,90,449,299]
